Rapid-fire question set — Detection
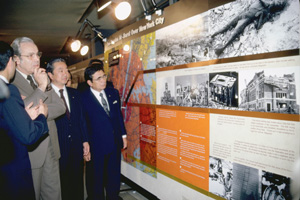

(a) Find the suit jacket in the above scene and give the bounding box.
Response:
[81,87,126,157]
[11,71,65,168]
[0,83,48,200]
[55,87,88,164]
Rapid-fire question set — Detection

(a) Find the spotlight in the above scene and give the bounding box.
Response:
[123,44,130,52]
[115,2,131,20]
[145,15,151,21]
[71,40,81,52]
[155,9,162,16]
[80,45,89,56]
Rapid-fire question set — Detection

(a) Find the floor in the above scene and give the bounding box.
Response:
[119,181,149,200]
[83,173,155,200]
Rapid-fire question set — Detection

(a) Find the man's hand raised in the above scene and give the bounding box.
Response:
[33,68,48,92]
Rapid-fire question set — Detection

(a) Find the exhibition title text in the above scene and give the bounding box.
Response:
[108,17,165,46]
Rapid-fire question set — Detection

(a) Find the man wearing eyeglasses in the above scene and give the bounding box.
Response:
[0,40,49,200]
[11,37,65,200]
[82,62,127,200]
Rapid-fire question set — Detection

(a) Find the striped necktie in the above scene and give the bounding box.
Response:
[27,75,37,90]
[100,93,109,116]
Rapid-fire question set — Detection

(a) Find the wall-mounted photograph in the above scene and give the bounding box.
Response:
[209,156,233,200]
[209,71,239,109]
[208,0,300,59]
[156,13,209,68]
[158,76,176,106]
[232,163,260,200]
[261,171,291,200]
[174,74,209,107]
[239,66,300,114]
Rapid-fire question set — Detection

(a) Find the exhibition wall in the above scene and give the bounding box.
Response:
[103,0,300,199]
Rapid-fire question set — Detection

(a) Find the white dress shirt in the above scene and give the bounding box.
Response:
[16,69,37,86]
[90,87,110,111]
[51,84,71,112]
[0,75,9,83]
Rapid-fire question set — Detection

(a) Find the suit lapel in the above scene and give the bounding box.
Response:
[14,71,34,95]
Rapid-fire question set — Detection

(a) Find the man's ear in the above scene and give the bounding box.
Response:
[47,72,53,81]
[13,55,20,67]
[87,80,92,87]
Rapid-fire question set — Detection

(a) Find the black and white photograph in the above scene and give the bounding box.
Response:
[261,171,292,200]
[157,76,176,106]
[209,156,233,200]
[209,72,239,109]
[232,163,260,200]
[239,66,300,114]
[174,74,209,107]
[156,13,209,68]
[208,0,300,59]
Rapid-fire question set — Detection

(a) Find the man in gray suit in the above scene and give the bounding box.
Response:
[11,37,65,200]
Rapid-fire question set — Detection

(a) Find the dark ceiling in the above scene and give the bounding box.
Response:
[0,0,171,65]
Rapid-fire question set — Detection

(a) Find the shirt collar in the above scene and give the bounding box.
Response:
[51,83,66,95]
[90,87,106,97]
[0,75,9,83]
[16,69,30,79]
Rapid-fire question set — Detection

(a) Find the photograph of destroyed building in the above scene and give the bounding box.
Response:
[239,70,299,114]
[174,74,209,107]
[160,82,176,106]
[156,13,210,68]
[209,72,239,109]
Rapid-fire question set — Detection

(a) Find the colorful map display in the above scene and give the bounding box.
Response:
[105,32,157,177]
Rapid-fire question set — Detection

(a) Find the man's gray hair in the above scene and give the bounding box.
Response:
[11,37,35,56]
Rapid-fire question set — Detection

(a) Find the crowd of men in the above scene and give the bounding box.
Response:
[0,37,127,200]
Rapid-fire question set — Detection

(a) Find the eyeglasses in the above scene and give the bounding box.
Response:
[93,74,107,81]
[19,52,42,59]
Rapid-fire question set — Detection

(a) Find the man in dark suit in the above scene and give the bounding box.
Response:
[11,37,65,200]
[0,41,49,200]
[46,58,90,200]
[82,62,127,200]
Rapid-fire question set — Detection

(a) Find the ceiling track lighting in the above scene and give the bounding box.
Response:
[97,1,112,12]
[70,18,105,55]
[140,0,163,21]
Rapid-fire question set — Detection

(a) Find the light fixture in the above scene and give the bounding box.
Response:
[145,15,151,21]
[155,9,162,16]
[123,44,130,52]
[70,18,105,55]
[140,0,164,21]
[71,40,81,52]
[97,1,112,12]
[80,45,89,56]
[115,2,131,20]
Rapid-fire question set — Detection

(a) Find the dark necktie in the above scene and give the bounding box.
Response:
[59,89,70,119]
[27,75,37,90]
[100,93,109,116]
